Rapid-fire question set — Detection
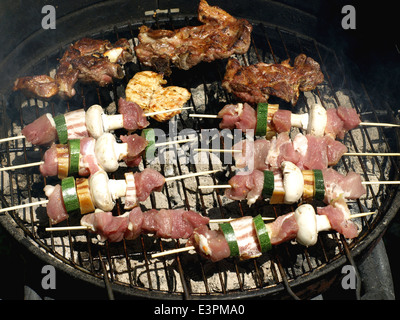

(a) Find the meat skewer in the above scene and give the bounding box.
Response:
[1,131,195,177]
[196,131,400,172]
[198,161,382,206]
[0,168,219,225]
[43,201,374,260]
[45,212,274,232]
[190,102,400,140]
[0,98,191,146]
[151,201,375,260]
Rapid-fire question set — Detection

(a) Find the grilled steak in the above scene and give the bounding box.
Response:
[13,38,133,100]
[134,0,253,75]
[222,54,324,105]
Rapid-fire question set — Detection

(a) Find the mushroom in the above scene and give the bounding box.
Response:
[88,170,115,211]
[85,104,124,139]
[94,133,127,172]
[307,103,327,136]
[281,161,304,204]
[294,204,318,247]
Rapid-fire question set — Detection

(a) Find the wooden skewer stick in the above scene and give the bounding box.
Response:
[0,107,193,145]
[189,114,218,119]
[194,148,242,153]
[145,106,192,117]
[189,114,400,128]
[344,152,400,157]
[200,180,400,190]
[195,148,400,157]
[0,161,45,172]
[361,180,400,185]
[0,135,26,143]
[164,169,219,182]
[204,149,400,157]
[199,184,232,189]
[46,225,89,232]
[0,200,49,213]
[151,211,377,259]
[154,138,196,147]
[152,247,195,258]
[359,122,400,128]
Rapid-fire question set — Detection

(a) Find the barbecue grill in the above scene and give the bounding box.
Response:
[0,0,399,300]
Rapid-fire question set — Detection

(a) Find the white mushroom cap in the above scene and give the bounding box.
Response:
[95,133,120,173]
[86,104,105,139]
[294,204,318,247]
[89,170,114,211]
[307,104,327,137]
[281,161,304,204]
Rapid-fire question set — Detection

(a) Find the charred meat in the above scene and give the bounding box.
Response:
[13,38,133,100]
[222,54,324,106]
[134,0,253,75]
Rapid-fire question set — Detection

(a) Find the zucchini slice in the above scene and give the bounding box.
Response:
[141,128,156,161]
[219,223,239,257]
[68,139,81,175]
[313,169,325,201]
[262,170,274,198]
[61,177,80,214]
[253,215,272,253]
[255,103,269,136]
[54,114,68,144]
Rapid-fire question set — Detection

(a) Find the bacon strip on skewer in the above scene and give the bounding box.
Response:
[197,131,349,172]
[200,162,366,207]
[3,98,190,146]
[45,200,374,263]
[191,102,400,140]
[78,207,210,243]
[187,200,359,262]
[4,168,218,225]
[36,132,194,178]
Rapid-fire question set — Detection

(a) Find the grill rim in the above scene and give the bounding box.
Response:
[1,3,399,300]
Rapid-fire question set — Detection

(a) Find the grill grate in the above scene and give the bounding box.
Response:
[1,15,399,299]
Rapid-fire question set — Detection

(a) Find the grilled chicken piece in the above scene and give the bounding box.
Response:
[125,71,191,122]
[125,71,167,110]
[135,0,252,75]
[222,54,324,106]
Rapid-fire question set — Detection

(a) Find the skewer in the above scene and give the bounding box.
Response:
[164,169,219,182]
[198,180,400,189]
[359,122,400,128]
[150,211,377,259]
[0,138,196,173]
[195,148,400,157]
[0,169,220,214]
[0,200,49,213]
[0,107,193,145]
[189,114,400,128]
[44,216,276,232]
[0,161,45,172]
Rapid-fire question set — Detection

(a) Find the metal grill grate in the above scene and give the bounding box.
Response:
[1,14,400,300]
